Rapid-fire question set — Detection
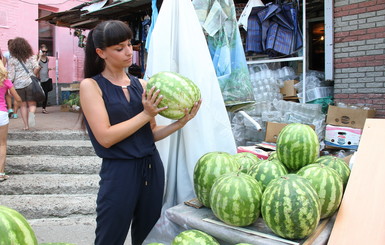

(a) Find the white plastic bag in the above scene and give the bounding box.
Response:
[144,0,237,243]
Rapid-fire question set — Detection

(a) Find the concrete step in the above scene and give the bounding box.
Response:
[6,155,101,174]
[8,130,89,141]
[29,215,97,245]
[7,139,95,156]
[0,194,96,219]
[29,216,132,245]
[0,174,99,195]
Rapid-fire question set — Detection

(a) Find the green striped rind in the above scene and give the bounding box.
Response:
[268,151,278,161]
[210,172,263,226]
[314,156,351,189]
[276,123,320,172]
[0,205,38,245]
[235,244,253,245]
[233,152,261,173]
[147,71,201,120]
[146,243,165,245]
[261,174,321,239]
[171,229,219,245]
[247,159,288,191]
[297,164,344,219]
[193,152,240,207]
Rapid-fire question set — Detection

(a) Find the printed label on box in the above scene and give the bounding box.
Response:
[324,124,362,150]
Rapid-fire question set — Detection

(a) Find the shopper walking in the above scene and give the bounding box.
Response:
[80,20,201,245]
[7,37,40,130]
[0,61,22,181]
[37,44,53,114]
[3,39,16,119]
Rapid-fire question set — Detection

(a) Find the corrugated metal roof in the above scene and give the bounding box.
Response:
[36,0,151,30]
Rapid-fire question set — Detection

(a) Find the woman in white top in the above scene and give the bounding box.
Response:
[7,37,40,130]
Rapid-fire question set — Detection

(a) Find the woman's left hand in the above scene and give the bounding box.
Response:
[177,99,202,127]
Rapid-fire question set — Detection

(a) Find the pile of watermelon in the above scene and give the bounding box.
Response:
[192,123,351,241]
[0,205,76,245]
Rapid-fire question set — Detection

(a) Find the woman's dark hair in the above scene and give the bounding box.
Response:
[84,20,133,78]
[9,37,34,62]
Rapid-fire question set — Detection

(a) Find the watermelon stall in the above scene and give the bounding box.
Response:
[159,122,352,245]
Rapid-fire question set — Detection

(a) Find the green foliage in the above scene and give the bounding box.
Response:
[63,93,80,107]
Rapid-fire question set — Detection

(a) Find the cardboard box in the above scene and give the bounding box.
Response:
[326,105,376,129]
[280,79,298,97]
[324,124,363,150]
[265,122,315,143]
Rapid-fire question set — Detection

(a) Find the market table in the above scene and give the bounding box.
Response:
[165,203,335,245]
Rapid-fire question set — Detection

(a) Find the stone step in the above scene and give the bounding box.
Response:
[8,130,89,141]
[6,155,101,174]
[7,139,95,156]
[29,215,97,245]
[0,194,96,219]
[0,174,99,195]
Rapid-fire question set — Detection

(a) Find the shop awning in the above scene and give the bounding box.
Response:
[36,0,152,30]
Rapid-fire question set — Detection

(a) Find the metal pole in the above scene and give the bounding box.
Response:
[55,51,59,105]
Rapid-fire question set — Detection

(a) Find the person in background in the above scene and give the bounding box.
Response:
[0,61,22,181]
[7,37,40,130]
[0,49,5,66]
[37,44,53,114]
[3,39,17,119]
[80,20,201,245]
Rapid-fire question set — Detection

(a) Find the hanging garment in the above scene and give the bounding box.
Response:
[144,0,237,243]
[246,1,303,57]
[237,0,264,31]
[193,0,255,112]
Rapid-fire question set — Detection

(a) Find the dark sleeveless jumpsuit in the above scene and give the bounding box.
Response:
[85,74,165,245]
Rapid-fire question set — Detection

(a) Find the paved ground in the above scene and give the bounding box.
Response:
[8,105,82,131]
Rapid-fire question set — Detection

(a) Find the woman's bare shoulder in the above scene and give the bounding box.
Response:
[80,78,97,87]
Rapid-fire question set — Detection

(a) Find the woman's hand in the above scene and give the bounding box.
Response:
[177,99,202,127]
[142,86,168,117]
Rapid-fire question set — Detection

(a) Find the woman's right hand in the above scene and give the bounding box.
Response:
[142,86,168,117]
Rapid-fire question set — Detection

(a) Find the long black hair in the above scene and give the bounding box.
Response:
[84,20,133,78]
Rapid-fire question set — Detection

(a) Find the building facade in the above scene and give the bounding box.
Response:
[0,0,87,89]
[333,0,385,117]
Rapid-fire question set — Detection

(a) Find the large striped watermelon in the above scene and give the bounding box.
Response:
[146,71,201,120]
[233,152,261,173]
[261,174,321,239]
[0,205,38,245]
[210,172,263,226]
[248,159,288,190]
[172,229,219,245]
[276,123,320,172]
[297,164,344,219]
[193,152,239,207]
[314,156,351,189]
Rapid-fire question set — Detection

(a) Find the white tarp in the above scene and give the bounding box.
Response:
[143,0,237,243]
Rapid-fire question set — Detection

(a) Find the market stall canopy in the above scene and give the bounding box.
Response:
[36,0,152,30]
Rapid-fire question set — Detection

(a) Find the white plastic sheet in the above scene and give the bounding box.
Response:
[143,0,237,243]
[237,0,265,30]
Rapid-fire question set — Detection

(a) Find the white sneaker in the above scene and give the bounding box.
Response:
[29,112,35,127]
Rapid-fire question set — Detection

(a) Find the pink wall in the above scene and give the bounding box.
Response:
[0,0,88,84]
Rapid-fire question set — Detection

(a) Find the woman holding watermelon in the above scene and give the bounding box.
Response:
[80,20,201,245]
